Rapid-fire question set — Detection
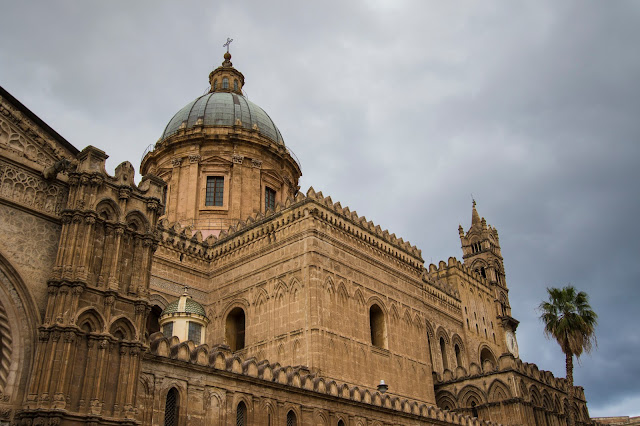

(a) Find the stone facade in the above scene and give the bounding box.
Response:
[0,53,597,426]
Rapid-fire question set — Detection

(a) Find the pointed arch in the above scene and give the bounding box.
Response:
[109,316,137,340]
[458,384,487,406]
[336,281,349,305]
[75,307,105,333]
[479,345,497,370]
[488,379,511,402]
[95,198,121,221]
[290,279,302,303]
[389,303,400,322]
[274,279,288,300]
[125,210,150,233]
[324,276,335,298]
[353,288,365,306]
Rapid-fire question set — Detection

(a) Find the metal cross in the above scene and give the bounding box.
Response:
[223,37,233,52]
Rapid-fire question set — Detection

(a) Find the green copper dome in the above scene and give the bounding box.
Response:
[160,294,207,318]
[160,92,284,145]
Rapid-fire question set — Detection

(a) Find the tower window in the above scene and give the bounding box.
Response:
[455,344,462,368]
[440,337,448,371]
[213,80,217,90]
[369,304,386,349]
[265,187,276,211]
[188,322,202,345]
[236,401,246,426]
[287,410,297,426]
[234,79,239,91]
[222,78,229,89]
[164,387,179,426]
[226,307,246,351]
[162,322,174,338]
[205,176,224,206]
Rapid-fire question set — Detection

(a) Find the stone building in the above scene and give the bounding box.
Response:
[0,51,595,425]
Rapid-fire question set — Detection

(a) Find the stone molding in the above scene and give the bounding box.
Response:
[146,332,501,426]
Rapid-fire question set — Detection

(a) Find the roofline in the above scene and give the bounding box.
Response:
[0,85,80,155]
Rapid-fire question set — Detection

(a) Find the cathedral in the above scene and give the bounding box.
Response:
[0,50,594,426]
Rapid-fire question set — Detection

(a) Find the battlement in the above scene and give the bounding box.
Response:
[156,186,424,272]
[146,332,501,426]
[426,257,494,290]
[433,353,586,401]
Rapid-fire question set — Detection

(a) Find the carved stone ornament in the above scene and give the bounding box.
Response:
[171,157,182,167]
[189,154,201,164]
[232,154,244,164]
[0,158,68,216]
[251,159,262,169]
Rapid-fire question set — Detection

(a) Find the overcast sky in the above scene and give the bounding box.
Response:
[1,1,639,417]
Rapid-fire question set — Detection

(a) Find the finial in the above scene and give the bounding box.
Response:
[223,37,233,53]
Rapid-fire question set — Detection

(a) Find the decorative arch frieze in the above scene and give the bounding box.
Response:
[75,308,105,333]
[488,379,512,402]
[458,384,487,406]
[109,316,137,340]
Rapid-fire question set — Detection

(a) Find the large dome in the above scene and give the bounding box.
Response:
[160,92,284,145]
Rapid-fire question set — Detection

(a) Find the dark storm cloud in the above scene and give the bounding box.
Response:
[1,0,639,416]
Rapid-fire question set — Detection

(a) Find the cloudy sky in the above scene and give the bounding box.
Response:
[1,1,639,417]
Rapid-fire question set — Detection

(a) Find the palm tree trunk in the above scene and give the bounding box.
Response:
[566,352,575,426]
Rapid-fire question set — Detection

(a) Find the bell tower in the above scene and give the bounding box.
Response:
[459,201,519,355]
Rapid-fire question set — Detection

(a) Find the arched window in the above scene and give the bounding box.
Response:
[164,387,179,426]
[146,304,162,336]
[454,344,462,368]
[222,78,229,89]
[226,307,246,351]
[480,347,496,368]
[369,304,386,349]
[213,80,217,90]
[236,401,246,426]
[234,79,239,91]
[440,337,448,370]
[287,410,297,426]
[426,333,434,367]
[471,401,478,418]
[338,420,345,426]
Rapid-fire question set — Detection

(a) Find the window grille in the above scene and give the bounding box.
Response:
[164,388,178,426]
[286,410,297,426]
[188,322,202,345]
[205,176,224,206]
[265,187,276,211]
[163,322,173,338]
[236,402,246,426]
[223,78,229,89]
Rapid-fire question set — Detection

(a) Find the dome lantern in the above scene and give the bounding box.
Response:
[208,50,245,95]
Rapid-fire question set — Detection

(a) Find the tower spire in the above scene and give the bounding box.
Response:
[471,199,481,226]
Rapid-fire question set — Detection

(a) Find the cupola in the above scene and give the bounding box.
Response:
[159,289,210,345]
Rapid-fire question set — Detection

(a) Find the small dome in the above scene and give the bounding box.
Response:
[160,92,284,145]
[160,293,207,318]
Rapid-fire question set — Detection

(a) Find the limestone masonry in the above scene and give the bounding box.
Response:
[0,52,595,425]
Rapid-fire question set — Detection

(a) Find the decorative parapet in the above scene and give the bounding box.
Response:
[426,257,494,290]
[146,332,502,426]
[156,187,424,272]
[433,353,586,402]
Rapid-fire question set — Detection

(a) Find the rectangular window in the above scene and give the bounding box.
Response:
[205,176,224,206]
[188,322,202,345]
[265,187,276,211]
[162,322,173,338]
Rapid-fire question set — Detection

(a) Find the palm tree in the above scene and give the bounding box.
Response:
[539,286,597,426]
